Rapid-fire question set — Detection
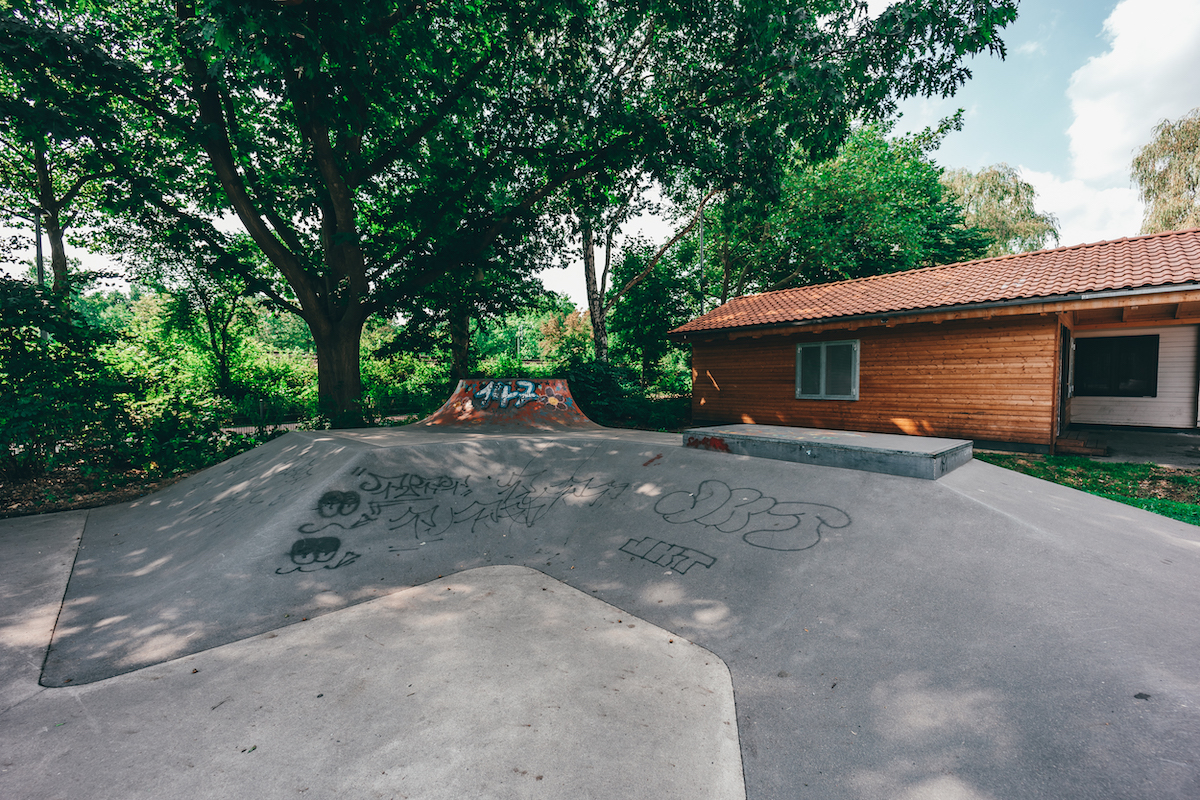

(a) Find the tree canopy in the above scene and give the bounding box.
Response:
[1132,107,1200,234]
[705,119,992,301]
[1,0,1018,422]
[940,163,1059,257]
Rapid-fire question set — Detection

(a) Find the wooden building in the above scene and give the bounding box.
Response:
[669,228,1200,452]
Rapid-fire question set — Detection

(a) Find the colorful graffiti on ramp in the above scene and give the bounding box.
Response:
[418,378,601,430]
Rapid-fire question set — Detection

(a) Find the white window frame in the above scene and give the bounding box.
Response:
[795,339,860,400]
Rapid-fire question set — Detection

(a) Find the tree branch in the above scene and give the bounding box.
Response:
[603,187,722,314]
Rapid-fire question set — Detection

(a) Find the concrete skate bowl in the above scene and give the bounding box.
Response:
[38,424,1200,799]
[417,377,601,430]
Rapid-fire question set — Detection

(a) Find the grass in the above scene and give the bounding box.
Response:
[974,452,1200,525]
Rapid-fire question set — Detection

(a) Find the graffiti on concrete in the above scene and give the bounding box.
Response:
[474,379,540,409]
[450,466,628,532]
[654,479,850,551]
[275,536,361,574]
[620,537,715,574]
[318,490,361,517]
[351,469,470,549]
[279,459,628,569]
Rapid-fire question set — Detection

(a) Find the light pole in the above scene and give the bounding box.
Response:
[31,205,45,288]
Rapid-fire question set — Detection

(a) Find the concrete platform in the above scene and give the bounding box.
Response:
[685,423,974,479]
[3,425,1200,799]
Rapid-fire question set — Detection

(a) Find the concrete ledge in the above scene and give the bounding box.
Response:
[684,424,973,479]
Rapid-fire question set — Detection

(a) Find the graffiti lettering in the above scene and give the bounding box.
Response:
[280,459,627,573]
[473,379,539,409]
[355,471,470,500]
[654,480,850,551]
[621,537,716,574]
[452,469,627,531]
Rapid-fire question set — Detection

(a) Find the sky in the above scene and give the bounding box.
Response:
[888,0,1200,248]
[542,0,1200,305]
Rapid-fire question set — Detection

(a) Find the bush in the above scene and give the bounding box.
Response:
[123,394,264,476]
[0,278,132,479]
[552,353,691,430]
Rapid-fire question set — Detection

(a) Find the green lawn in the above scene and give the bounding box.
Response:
[974,453,1200,526]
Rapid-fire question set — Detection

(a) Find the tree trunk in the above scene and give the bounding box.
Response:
[312,317,365,427]
[44,215,69,293]
[44,215,69,296]
[33,138,71,297]
[581,218,609,363]
[720,243,732,305]
[448,300,471,381]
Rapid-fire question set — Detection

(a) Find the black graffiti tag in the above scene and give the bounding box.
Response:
[654,480,850,551]
[279,458,629,572]
[356,471,470,500]
[451,469,627,531]
[275,536,361,574]
[318,490,360,517]
[621,537,716,574]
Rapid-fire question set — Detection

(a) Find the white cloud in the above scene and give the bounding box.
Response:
[1067,0,1200,185]
[1020,167,1143,246]
[1015,39,1046,56]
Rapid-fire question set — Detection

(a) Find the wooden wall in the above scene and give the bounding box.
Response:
[691,315,1060,446]
[1070,325,1199,428]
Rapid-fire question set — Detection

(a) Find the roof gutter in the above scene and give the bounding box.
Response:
[669,282,1200,340]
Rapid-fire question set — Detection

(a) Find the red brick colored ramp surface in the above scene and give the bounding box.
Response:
[418,378,601,430]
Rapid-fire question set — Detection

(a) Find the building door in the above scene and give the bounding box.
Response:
[1058,325,1072,435]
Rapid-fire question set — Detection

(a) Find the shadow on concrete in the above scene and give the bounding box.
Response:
[4,428,1200,799]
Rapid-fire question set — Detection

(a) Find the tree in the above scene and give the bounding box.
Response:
[0,276,129,478]
[607,238,697,389]
[567,170,655,364]
[1132,107,1200,234]
[2,0,1018,422]
[940,163,1059,257]
[706,119,991,300]
[0,118,115,298]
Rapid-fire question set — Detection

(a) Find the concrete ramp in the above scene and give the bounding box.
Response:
[418,377,601,430]
[10,425,1200,800]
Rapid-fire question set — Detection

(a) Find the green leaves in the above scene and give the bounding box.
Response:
[0,276,129,479]
[941,162,1060,257]
[704,119,992,298]
[2,0,1020,418]
[1132,107,1200,235]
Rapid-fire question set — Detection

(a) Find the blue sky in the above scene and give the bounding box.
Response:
[890,0,1200,248]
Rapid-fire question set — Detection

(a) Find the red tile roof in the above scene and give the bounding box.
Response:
[671,228,1200,335]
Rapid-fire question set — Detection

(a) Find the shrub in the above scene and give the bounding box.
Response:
[0,278,132,479]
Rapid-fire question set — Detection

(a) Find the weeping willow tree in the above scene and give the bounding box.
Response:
[1132,108,1200,235]
[940,163,1059,257]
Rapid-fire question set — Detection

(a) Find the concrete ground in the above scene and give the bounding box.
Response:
[1085,426,1200,468]
[2,426,1199,799]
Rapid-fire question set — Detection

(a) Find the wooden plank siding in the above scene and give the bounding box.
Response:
[1069,325,1199,428]
[692,315,1060,446]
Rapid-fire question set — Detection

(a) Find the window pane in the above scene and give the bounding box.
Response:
[825,343,854,396]
[1075,336,1158,397]
[799,347,822,395]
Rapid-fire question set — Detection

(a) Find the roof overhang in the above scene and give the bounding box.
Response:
[668,283,1200,342]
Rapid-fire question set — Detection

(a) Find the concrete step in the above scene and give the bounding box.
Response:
[684,424,973,479]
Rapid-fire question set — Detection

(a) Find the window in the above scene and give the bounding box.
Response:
[1074,335,1159,397]
[796,340,859,400]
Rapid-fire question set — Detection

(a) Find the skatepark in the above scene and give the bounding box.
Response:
[2,378,1199,799]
